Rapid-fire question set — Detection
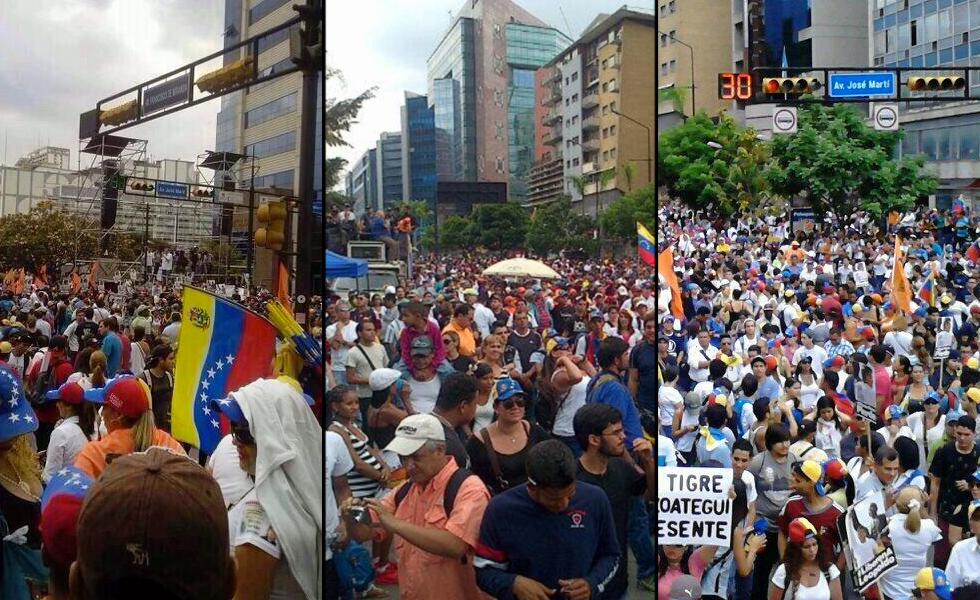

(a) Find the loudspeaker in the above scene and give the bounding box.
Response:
[220,203,233,237]
[100,162,119,230]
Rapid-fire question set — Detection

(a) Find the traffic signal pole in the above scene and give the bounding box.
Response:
[293,0,320,310]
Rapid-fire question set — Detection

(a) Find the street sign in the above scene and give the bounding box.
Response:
[828,72,896,98]
[142,73,191,115]
[873,103,899,130]
[157,180,188,200]
[218,190,244,205]
[772,107,797,134]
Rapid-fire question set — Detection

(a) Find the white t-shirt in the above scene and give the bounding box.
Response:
[228,490,305,599]
[406,375,441,415]
[907,412,945,469]
[946,537,980,590]
[884,330,914,359]
[771,563,840,600]
[740,469,758,505]
[552,377,590,438]
[325,321,358,373]
[324,431,354,561]
[208,434,253,509]
[878,514,942,600]
[658,385,683,425]
[41,416,88,484]
[343,342,388,398]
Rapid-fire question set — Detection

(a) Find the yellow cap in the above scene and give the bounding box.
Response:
[969,357,980,370]
[713,394,728,407]
[0,342,10,354]
[967,388,980,403]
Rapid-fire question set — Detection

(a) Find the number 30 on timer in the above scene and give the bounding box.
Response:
[717,72,753,100]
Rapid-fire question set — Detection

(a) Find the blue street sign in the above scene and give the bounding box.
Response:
[828,72,896,98]
[157,181,188,200]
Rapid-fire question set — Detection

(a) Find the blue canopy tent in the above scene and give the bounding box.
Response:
[324,250,368,278]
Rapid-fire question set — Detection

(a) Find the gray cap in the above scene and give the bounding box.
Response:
[669,574,702,599]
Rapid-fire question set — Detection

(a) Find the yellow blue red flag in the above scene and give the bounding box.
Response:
[637,222,656,267]
[172,286,276,454]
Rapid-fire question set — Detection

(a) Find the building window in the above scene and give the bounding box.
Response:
[602,59,608,69]
[495,158,505,173]
[610,101,617,112]
[602,127,608,138]
[248,57,294,94]
[572,93,579,102]
[493,23,502,38]
[253,169,294,190]
[567,160,571,169]
[244,130,296,159]
[565,98,570,106]
[610,148,617,159]
[602,82,608,92]
[572,115,578,124]
[668,1,675,13]
[495,122,504,139]
[244,92,297,128]
[572,158,580,166]
[610,124,616,136]
[248,0,290,25]
[602,105,609,115]
[571,72,578,82]
[669,60,676,72]
[660,34,667,46]
[565,77,569,85]
[602,150,608,161]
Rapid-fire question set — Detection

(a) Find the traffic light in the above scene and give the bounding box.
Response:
[907,75,966,91]
[99,100,139,126]
[195,56,255,95]
[254,199,286,251]
[762,77,822,95]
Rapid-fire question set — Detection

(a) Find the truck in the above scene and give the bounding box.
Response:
[328,240,407,296]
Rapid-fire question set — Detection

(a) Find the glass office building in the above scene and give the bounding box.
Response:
[875,0,980,209]
[505,23,571,200]
[428,18,477,181]
[403,93,437,205]
[762,0,813,67]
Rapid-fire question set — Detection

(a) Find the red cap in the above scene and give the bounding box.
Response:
[46,381,84,405]
[861,328,876,341]
[971,305,980,314]
[83,377,151,419]
[823,458,848,482]
[764,356,778,371]
[787,517,818,543]
[40,494,82,569]
[831,355,846,368]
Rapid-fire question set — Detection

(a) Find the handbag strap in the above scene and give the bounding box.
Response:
[356,344,377,371]
[480,428,508,492]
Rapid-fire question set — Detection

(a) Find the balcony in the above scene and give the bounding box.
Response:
[610,35,622,47]
[608,57,621,70]
[581,137,600,152]
[581,115,599,131]
[582,92,599,109]
[543,67,561,85]
[542,110,561,126]
[541,87,562,106]
[543,130,564,146]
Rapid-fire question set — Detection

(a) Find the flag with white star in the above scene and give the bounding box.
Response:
[171,287,276,454]
[0,363,37,443]
[41,465,92,512]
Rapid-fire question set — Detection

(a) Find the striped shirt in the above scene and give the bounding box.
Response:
[332,421,382,498]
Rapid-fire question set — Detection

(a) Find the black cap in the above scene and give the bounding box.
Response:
[410,336,434,356]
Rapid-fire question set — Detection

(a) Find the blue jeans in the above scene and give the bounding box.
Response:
[628,496,655,580]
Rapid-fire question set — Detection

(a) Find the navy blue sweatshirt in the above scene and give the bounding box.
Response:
[474,481,620,599]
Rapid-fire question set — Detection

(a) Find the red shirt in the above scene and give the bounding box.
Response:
[778,495,845,565]
[874,365,894,418]
[119,334,131,372]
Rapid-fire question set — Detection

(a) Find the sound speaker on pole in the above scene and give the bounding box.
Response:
[100,161,119,230]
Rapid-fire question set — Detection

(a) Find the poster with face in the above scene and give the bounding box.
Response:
[936,317,955,359]
[853,262,869,288]
[840,491,897,592]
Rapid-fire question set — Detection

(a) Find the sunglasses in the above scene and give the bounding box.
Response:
[232,424,255,445]
[498,398,526,410]
[442,338,454,344]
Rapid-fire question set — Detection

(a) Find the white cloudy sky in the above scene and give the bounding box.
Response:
[326,0,654,189]
[0,0,225,166]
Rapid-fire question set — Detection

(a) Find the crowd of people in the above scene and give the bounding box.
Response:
[323,257,657,599]
[0,276,323,599]
[655,200,980,600]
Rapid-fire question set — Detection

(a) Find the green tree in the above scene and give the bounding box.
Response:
[469,203,528,251]
[657,112,770,216]
[767,103,936,221]
[438,215,473,250]
[567,174,588,215]
[599,183,657,241]
[657,87,687,114]
[325,64,376,148]
[525,196,596,257]
[619,162,635,192]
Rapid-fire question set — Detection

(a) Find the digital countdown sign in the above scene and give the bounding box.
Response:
[717,72,754,100]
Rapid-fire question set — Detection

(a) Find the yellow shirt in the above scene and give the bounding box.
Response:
[443,321,477,357]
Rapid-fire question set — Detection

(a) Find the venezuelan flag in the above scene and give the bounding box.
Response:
[637,222,657,267]
[967,239,980,263]
[917,270,936,307]
[172,286,276,454]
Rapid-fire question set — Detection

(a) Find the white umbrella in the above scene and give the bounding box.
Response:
[483,258,560,280]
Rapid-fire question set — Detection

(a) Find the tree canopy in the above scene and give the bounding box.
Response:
[599,183,656,241]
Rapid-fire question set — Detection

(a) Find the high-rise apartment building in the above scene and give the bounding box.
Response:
[534,7,655,214]
[426,0,569,201]
[400,92,437,208]
[375,132,403,209]
[872,0,980,209]
[215,0,323,211]
[344,148,377,213]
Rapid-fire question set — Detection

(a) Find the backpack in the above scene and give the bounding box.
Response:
[585,372,621,403]
[392,467,476,564]
[27,358,68,404]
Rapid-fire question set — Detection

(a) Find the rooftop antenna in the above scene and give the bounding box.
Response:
[558,6,573,38]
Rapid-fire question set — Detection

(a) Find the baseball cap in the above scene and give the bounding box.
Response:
[970,499,980,520]
[668,574,702,600]
[384,414,445,456]
[75,448,231,600]
[335,300,350,311]
[822,355,846,369]
[823,458,848,482]
[83,376,151,419]
[0,341,11,354]
[546,336,570,354]
[793,461,826,496]
[0,364,37,443]
[39,465,92,570]
[684,391,702,412]
[886,405,907,421]
[368,368,402,391]
[495,378,525,401]
[43,381,85,405]
[970,468,980,483]
[914,567,952,600]
[463,288,478,296]
[411,336,434,356]
[787,517,818,543]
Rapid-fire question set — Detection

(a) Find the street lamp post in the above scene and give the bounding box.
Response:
[612,108,652,185]
[658,29,696,115]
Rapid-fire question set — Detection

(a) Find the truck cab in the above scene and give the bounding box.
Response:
[328,241,406,296]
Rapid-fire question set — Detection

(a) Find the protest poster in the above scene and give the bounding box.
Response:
[658,467,733,547]
[935,317,954,360]
[853,262,869,288]
[838,490,897,592]
[854,363,877,423]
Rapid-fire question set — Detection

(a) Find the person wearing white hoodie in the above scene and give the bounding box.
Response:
[212,378,323,600]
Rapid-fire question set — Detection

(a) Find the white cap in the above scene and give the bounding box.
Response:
[385,286,396,295]
[368,368,401,391]
[384,414,446,456]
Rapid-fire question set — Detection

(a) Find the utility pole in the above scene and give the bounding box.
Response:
[292,0,323,322]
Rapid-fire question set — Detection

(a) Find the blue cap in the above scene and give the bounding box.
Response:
[41,465,92,513]
[887,405,907,421]
[209,397,247,425]
[0,364,37,443]
[495,378,525,401]
[924,391,942,404]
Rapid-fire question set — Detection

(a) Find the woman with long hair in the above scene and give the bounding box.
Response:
[657,544,717,600]
[74,375,185,478]
[892,355,912,390]
[471,362,495,433]
[443,330,474,374]
[464,378,548,495]
[794,358,821,412]
[897,362,932,416]
[615,309,636,345]
[478,334,521,382]
[907,391,945,470]
[768,517,842,600]
[809,395,849,460]
[879,487,942,600]
[40,381,97,483]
